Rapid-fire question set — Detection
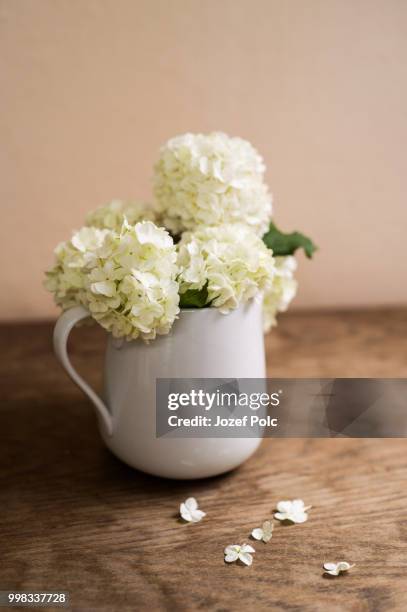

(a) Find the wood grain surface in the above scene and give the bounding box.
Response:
[1,308,407,611]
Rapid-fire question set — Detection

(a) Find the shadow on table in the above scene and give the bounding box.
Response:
[0,394,234,512]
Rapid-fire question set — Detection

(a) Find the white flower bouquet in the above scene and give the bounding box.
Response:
[45,132,316,341]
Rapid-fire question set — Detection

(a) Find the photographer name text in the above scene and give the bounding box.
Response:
[168,415,278,428]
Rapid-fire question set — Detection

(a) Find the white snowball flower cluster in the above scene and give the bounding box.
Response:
[44,226,111,311]
[46,132,305,339]
[45,221,180,340]
[153,132,272,236]
[263,256,298,332]
[177,224,275,313]
[86,199,157,231]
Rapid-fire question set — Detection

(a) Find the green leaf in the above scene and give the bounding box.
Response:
[179,284,210,308]
[263,222,317,259]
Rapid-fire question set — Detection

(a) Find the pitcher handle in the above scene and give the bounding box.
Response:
[53,305,113,436]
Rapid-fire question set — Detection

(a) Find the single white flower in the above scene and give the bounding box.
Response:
[263,256,298,332]
[323,562,355,576]
[153,132,272,236]
[180,497,206,523]
[274,499,312,524]
[135,219,173,248]
[71,226,110,252]
[251,520,274,543]
[86,199,157,231]
[177,224,275,312]
[224,544,256,566]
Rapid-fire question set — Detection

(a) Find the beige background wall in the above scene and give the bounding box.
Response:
[1,0,406,320]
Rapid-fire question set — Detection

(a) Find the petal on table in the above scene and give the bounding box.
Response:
[323,563,337,571]
[225,551,239,563]
[224,545,239,555]
[241,544,255,553]
[180,504,192,521]
[274,512,289,521]
[292,499,306,512]
[276,501,292,513]
[292,512,308,524]
[190,509,206,522]
[239,552,253,566]
[185,497,198,511]
[251,528,263,541]
[337,562,351,571]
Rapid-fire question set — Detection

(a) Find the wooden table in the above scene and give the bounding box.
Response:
[1,308,407,611]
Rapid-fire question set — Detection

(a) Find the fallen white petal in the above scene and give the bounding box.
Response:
[180,503,192,521]
[241,544,255,554]
[291,513,308,524]
[251,528,264,541]
[323,561,354,576]
[184,497,198,512]
[337,562,353,571]
[292,499,306,512]
[323,563,337,572]
[262,520,273,533]
[239,552,253,566]
[276,500,292,513]
[224,545,239,555]
[225,551,239,563]
[189,509,206,523]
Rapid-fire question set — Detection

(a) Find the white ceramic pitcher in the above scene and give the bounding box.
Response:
[53,299,266,479]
